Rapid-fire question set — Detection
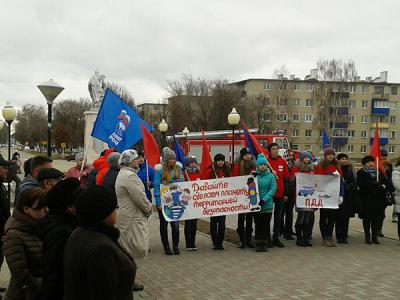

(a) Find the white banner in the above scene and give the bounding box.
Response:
[295,173,340,209]
[160,175,260,221]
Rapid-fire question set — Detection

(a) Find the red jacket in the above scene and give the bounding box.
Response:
[315,163,343,176]
[267,156,290,198]
[184,169,202,181]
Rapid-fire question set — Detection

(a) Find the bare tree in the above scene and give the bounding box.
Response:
[105,82,136,108]
[14,104,47,147]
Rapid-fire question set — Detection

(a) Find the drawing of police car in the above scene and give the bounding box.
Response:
[297,186,315,197]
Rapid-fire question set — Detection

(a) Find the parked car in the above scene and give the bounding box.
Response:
[65,152,79,161]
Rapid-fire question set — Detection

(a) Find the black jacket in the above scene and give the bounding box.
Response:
[356,169,387,220]
[336,164,357,218]
[38,212,77,300]
[103,167,120,190]
[63,223,136,300]
[0,180,10,235]
[87,169,98,187]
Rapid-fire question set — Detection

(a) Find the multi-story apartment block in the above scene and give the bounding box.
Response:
[232,71,400,159]
[136,102,169,127]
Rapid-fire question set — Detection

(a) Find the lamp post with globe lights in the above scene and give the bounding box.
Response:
[227,108,240,165]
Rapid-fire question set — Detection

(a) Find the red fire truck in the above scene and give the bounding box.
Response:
[169,129,293,163]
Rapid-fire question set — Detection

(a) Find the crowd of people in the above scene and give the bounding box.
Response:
[0,143,399,299]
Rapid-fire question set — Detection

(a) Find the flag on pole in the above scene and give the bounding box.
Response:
[141,123,160,168]
[173,136,186,166]
[200,130,213,179]
[242,122,269,158]
[322,129,330,148]
[370,122,386,176]
[91,88,153,152]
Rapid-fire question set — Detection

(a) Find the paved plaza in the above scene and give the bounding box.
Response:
[0,151,399,299]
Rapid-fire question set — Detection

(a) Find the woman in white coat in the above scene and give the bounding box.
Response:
[391,161,400,240]
[115,149,153,291]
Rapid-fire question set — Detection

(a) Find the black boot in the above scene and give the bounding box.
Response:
[255,243,262,252]
[238,233,245,249]
[261,242,268,252]
[164,246,173,255]
[246,236,255,248]
[173,246,180,255]
[365,234,371,244]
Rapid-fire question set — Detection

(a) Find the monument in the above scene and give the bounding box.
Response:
[84,70,108,162]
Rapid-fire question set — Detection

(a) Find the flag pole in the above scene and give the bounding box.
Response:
[79,135,92,180]
[376,156,379,183]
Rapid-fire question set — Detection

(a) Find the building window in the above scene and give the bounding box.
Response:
[276,98,288,106]
[390,131,396,139]
[292,113,300,122]
[293,83,301,91]
[362,85,369,93]
[391,87,398,95]
[362,115,368,123]
[374,86,384,94]
[305,145,312,151]
[264,82,271,90]
[333,145,343,152]
[279,82,288,91]
[319,115,327,122]
[333,128,347,137]
[390,116,396,124]
[348,115,356,123]
[349,100,356,108]
[362,100,368,109]
[293,98,300,107]
[153,105,158,110]
[307,84,313,92]
[319,130,323,137]
[292,129,299,137]
[305,114,313,122]
[361,130,367,138]
[374,100,389,108]
[291,144,299,150]
[361,145,367,153]
[348,130,355,138]
[348,145,354,153]
[320,100,326,107]
[374,116,384,123]
[276,113,288,122]
[306,99,313,107]
[305,129,312,137]
[263,113,271,122]
[389,146,395,153]
[349,85,355,93]
[391,102,397,109]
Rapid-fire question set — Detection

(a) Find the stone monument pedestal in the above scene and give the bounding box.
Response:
[84,110,108,163]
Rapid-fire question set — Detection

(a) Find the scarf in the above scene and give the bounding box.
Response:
[362,167,377,178]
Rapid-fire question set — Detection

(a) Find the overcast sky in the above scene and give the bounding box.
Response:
[1,0,399,108]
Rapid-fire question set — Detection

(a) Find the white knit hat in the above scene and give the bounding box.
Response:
[118,149,138,166]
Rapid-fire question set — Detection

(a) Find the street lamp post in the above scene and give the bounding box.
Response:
[37,79,64,157]
[158,119,168,149]
[2,104,16,202]
[227,108,240,165]
[182,127,190,155]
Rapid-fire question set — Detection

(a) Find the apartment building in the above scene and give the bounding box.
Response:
[136,102,169,127]
[232,71,400,159]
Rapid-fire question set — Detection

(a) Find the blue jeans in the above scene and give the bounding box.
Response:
[273,198,285,240]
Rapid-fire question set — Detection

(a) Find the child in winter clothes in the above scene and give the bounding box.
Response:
[253,154,276,252]
[154,148,185,255]
[292,151,316,247]
[184,156,201,250]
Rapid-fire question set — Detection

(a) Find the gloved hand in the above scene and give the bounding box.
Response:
[259,199,265,206]
[251,171,259,177]
[338,196,343,205]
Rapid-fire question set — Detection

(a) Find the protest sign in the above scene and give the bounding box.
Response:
[160,175,260,221]
[296,173,340,209]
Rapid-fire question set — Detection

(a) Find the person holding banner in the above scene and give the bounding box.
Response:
[136,150,155,202]
[231,147,256,249]
[267,143,290,248]
[253,154,276,252]
[356,155,388,244]
[206,153,231,250]
[292,151,316,247]
[154,148,185,255]
[184,156,201,250]
[315,147,343,247]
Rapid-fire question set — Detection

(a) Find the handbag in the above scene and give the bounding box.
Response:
[385,191,394,206]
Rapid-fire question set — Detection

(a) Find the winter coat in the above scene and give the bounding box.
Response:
[231,157,256,177]
[154,162,185,206]
[0,181,10,235]
[185,167,202,181]
[336,164,357,218]
[66,165,91,189]
[3,210,42,300]
[256,169,276,212]
[137,162,155,201]
[87,168,98,187]
[356,168,387,220]
[203,162,231,180]
[38,212,77,300]
[63,224,136,300]
[267,155,290,199]
[391,166,400,215]
[92,148,115,185]
[103,166,120,190]
[115,167,153,258]
[16,175,39,204]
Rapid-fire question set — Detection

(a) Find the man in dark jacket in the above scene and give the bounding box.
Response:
[39,178,82,300]
[0,157,12,292]
[64,185,136,300]
[103,152,121,190]
[136,150,155,201]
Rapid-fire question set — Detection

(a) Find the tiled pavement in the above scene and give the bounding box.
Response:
[134,213,400,299]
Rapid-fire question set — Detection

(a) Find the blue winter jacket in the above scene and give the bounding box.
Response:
[154,164,184,206]
[257,169,277,212]
[137,162,155,201]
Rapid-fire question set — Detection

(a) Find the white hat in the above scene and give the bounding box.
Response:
[118,149,138,166]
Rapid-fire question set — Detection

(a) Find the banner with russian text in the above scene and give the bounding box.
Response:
[160,175,260,221]
[295,173,340,209]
